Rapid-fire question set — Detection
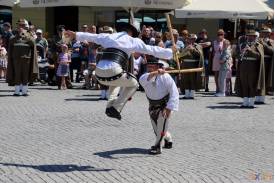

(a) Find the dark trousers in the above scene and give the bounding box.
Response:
[264,58,273,92]
[13,58,31,85]
[240,60,259,97]
[183,73,197,90]
[70,57,81,82]
[181,61,199,91]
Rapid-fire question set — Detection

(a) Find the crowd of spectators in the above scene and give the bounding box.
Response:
[0,18,273,97]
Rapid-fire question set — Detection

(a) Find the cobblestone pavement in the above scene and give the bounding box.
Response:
[0,78,273,183]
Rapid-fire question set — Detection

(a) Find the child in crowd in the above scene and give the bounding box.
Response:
[0,36,7,79]
[57,44,71,90]
[225,58,233,96]
[216,40,232,97]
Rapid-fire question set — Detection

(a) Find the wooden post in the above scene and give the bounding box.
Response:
[150,67,203,75]
[165,13,181,72]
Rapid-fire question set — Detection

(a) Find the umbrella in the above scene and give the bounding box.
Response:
[175,0,273,19]
[0,0,17,7]
[20,0,191,9]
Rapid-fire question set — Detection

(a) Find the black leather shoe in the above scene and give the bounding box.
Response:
[164,139,173,149]
[149,146,161,155]
[99,97,108,101]
[105,108,110,115]
[240,105,248,108]
[105,107,121,120]
[247,106,255,109]
[13,93,20,96]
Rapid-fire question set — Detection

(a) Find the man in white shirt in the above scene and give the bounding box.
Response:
[65,23,175,120]
[139,57,179,155]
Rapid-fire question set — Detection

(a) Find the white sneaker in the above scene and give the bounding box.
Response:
[215,92,225,97]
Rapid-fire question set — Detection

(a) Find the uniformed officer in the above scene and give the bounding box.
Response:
[65,23,176,120]
[6,19,38,96]
[139,56,179,155]
[258,27,274,99]
[238,30,265,108]
[178,34,204,99]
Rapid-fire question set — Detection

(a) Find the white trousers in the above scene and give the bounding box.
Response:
[95,66,138,112]
[150,112,172,148]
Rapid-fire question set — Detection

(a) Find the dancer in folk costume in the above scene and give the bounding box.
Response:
[65,23,176,120]
[139,57,179,155]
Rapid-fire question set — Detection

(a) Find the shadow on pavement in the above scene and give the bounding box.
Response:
[0,163,113,172]
[65,98,101,102]
[195,92,216,95]
[207,105,243,109]
[200,95,217,97]
[94,148,149,159]
[29,87,59,90]
[80,94,101,97]
[0,94,14,97]
[0,90,14,92]
[217,102,242,105]
[179,97,197,100]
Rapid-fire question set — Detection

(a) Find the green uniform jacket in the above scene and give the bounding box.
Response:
[236,42,265,97]
[262,39,274,89]
[178,43,204,89]
[6,32,38,85]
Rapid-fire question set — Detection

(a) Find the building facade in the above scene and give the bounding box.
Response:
[11,5,221,39]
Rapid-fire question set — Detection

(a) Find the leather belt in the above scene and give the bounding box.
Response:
[20,55,31,59]
[147,94,169,106]
[243,57,257,61]
[96,72,123,82]
[99,48,128,70]
[184,59,199,62]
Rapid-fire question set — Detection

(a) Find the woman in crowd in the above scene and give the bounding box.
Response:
[0,36,7,79]
[211,29,227,93]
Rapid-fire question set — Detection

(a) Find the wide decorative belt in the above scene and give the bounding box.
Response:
[243,57,257,61]
[147,94,169,107]
[99,48,128,70]
[96,72,123,82]
[183,59,199,62]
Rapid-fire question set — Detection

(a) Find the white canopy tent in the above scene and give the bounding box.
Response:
[0,0,17,7]
[20,0,190,9]
[175,0,273,19]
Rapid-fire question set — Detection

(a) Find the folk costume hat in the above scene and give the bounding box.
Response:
[189,34,197,40]
[102,26,114,34]
[146,56,164,67]
[116,22,139,37]
[246,29,258,36]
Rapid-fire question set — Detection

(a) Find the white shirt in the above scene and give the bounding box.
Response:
[139,73,179,111]
[76,32,173,69]
[134,56,144,71]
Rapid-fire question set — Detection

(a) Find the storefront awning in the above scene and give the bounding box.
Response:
[0,0,17,7]
[20,0,191,9]
[175,0,273,19]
